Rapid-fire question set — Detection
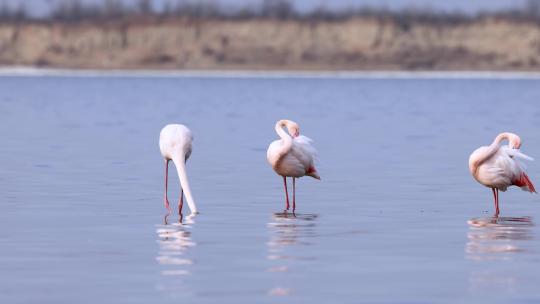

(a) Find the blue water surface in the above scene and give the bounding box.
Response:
[1,72,539,304]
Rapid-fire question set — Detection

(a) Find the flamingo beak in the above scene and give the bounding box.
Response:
[294,130,300,137]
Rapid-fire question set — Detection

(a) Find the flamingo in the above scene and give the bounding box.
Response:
[159,124,198,219]
[469,132,536,216]
[267,119,320,213]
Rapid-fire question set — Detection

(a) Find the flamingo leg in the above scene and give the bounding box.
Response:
[495,188,500,217]
[292,177,296,213]
[179,189,184,223]
[164,159,171,211]
[283,176,290,211]
[492,188,500,217]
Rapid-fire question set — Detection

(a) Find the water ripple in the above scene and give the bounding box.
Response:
[266,212,318,296]
[156,215,197,278]
[466,216,534,260]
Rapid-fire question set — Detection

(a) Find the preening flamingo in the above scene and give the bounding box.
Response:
[159,124,198,218]
[267,119,320,212]
[469,132,536,216]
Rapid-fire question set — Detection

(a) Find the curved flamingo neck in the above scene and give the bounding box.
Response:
[470,133,516,175]
[171,153,198,214]
[274,120,294,164]
[495,132,521,149]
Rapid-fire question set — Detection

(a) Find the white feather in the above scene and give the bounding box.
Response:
[159,124,198,214]
[267,122,320,179]
[472,144,533,192]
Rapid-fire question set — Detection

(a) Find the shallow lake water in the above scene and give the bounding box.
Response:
[1,71,540,304]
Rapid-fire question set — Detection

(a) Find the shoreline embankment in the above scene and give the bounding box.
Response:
[0,17,539,71]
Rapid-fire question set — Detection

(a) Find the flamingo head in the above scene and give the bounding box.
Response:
[510,135,522,149]
[286,120,300,138]
[496,132,522,149]
[503,132,522,149]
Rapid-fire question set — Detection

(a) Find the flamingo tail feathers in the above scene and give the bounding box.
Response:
[514,173,537,193]
[306,166,321,180]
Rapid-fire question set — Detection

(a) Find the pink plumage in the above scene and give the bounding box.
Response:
[267,119,320,213]
[469,132,536,216]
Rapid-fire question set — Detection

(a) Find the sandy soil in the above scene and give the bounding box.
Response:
[0,17,539,70]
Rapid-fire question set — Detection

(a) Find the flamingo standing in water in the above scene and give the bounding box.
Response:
[159,124,198,218]
[267,119,320,213]
[469,132,536,216]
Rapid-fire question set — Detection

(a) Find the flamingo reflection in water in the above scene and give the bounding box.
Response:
[466,216,534,294]
[156,214,197,279]
[266,212,318,296]
[466,216,534,260]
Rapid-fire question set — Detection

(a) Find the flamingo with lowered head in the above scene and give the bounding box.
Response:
[267,119,320,213]
[469,132,536,216]
[159,124,198,218]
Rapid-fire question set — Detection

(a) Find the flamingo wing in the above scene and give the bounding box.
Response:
[505,147,534,161]
[267,139,305,177]
[502,146,536,192]
[292,135,318,173]
[482,147,536,192]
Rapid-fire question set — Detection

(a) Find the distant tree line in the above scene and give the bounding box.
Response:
[0,1,26,22]
[0,0,540,24]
